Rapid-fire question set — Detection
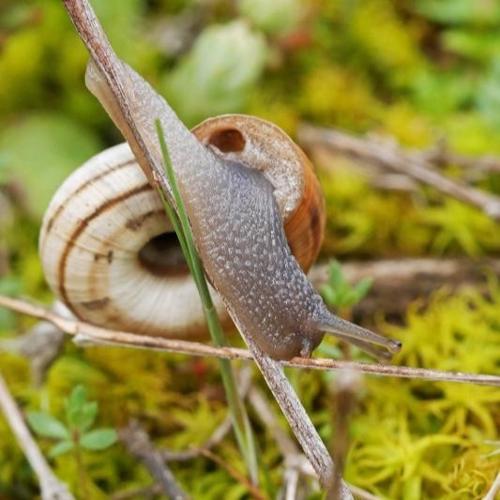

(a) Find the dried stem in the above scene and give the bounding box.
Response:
[249,386,314,499]
[484,472,500,500]
[309,258,500,318]
[248,386,379,500]
[1,295,499,388]
[119,421,188,500]
[416,140,500,177]
[0,372,74,500]
[242,336,352,494]
[327,370,362,499]
[298,124,500,220]
[110,483,163,500]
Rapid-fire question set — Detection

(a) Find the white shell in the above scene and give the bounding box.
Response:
[39,143,228,338]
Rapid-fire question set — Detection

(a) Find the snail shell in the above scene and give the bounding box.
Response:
[39,115,325,339]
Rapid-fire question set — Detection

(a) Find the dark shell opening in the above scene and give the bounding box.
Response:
[138,232,189,277]
[208,128,246,153]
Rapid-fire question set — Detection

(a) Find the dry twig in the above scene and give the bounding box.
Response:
[110,483,163,500]
[248,386,379,500]
[0,372,74,500]
[119,421,188,500]
[483,472,500,500]
[298,124,500,220]
[1,295,498,388]
[416,140,500,177]
[0,305,66,385]
[309,258,500,318]
[249,386,313,500]
[327,370,362,500]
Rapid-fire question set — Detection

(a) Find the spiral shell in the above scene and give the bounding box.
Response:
[39,115,325,339]
[193,115,325,272]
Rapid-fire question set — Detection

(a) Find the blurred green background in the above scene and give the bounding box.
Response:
[0,0,499,498]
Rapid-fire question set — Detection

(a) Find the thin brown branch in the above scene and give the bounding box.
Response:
[119,421,188,500]
[0,372,74,500]
[298,124,500,220]
[1,295,498,388]
[199,448,267,500]
[327,370,362,500]
[249,387,299,459]
[309,258,500,318]
[0,310,65,386]
[249,386,314,500]
[416,140,500,177]
[249,386,378,500]
[110,483,163,500]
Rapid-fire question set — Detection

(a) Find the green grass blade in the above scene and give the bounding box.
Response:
[155,120,259,485]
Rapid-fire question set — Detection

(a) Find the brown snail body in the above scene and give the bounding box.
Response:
[41,2,401,360]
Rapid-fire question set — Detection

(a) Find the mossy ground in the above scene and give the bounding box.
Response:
[0,0,499,498]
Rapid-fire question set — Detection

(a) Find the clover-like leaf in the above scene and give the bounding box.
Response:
[49,440,74,458]
[67,385,87,412]
[320,284,338,307]
[27,412,69,440]
[353,277,374,302]
[328,261,344,289]
[66,385,98,432]
[80,429,117,451]
[68,402,98,433]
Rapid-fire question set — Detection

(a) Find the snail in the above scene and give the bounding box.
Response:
[39,115,324,340]
[42,0,402,361]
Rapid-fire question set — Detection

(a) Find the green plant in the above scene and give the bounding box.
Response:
[155,120,259,486]
[320,260,373,312]
[27,385,117,498]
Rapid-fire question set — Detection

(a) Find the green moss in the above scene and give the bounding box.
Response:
[1,0,500,497]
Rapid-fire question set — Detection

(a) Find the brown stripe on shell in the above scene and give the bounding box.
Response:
[58,183,152,313]
[125,209,164,231]
[81,297,111,310]
[43,158,136,238]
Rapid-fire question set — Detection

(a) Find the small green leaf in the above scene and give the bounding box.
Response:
[80,429,117,451]
[328,261,343,288]
[27,412,69,440]
[320,285,337,306]
[49,440,74,457]
[68,402,98,433]
[341,290,359,308]
[67,385,87,412]
[353,277,374,302]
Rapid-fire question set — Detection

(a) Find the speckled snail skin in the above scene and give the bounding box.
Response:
[39,44,402,360]
[39,115,325,341]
